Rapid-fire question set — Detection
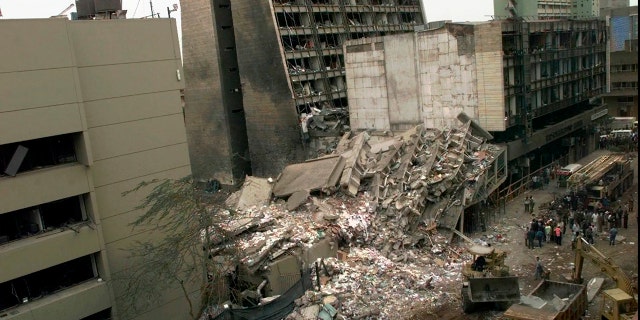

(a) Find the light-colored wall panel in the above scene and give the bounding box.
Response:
[385,35,420,126]
[77,60,184,101]
[84,91,183,128]
[95,166,191,219]
[89,114,188,161]
[0,104,83,145]
[0,225,100,282]
[0,164,90,214]
[104,231,166,274]
[0,19,73,73]
[91,143,190,187]
[0,68,79,113]
[130,287,199,320]
[3,281,111,320]
[69,20,181,67]
[100,208,150,245]
[475,23,506,131]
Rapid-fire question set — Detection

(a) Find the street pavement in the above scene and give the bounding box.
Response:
[468,148,638,296]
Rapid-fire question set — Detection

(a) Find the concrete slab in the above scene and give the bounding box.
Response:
[273,155,345,197]
[287,190,310,211]
[551,294,567,311]
[521,295,548,309]
[586,277,605,302]
[300,305,320,320]
[236,176,273,211]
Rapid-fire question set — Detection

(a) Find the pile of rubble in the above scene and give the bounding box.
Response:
[206,117,506,319]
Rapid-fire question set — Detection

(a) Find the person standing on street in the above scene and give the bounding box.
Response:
[616,207,623,228]
[586,225,595,244]
[534,257,545,280]
[536,229,545,248]
[554,225,563,246]
[623,208,629,229]
[597,212,604,235]
[524,196,530,214]
[530,196,536,214]
[609,227,618,246]
[528,228,536,249]
[544,223,552,243]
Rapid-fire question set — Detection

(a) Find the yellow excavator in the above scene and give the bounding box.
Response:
[572,237,638,320]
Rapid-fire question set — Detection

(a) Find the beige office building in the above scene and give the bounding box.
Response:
[0,19,191,319]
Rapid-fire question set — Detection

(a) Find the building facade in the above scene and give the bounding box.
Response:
[343,19,607,176]
[182,0,424,181]
[601,5,638,119]
[601,0,631,9]
[0,19,191,320]
[494,0,601,19]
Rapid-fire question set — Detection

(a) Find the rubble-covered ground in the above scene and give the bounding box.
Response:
[205,123,638,320]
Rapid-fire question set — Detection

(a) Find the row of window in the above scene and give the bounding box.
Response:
[0,255,109,319]
[1,134,77,177]
[612,81,639,89]
[610,64,638,73]
[0,134,109,317]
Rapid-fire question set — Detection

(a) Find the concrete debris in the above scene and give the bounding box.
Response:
[551,294,567,311]
[520,294,548,309]
[206,119,506,319]
[236,176,273,211]
[287,190,310,211]
[273,155,345,197]
[586,277,605,302]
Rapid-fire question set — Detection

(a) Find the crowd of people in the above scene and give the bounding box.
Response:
[599,131,639,152]
[523,191,632,251]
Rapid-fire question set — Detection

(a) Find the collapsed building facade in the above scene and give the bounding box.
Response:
[203,117,507,319]
[343,18,609,185]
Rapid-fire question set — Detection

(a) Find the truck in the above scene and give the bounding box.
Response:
[566,153,634,209]
[572,237,638,320]
[460,244,521,313]
[503,280,587,320]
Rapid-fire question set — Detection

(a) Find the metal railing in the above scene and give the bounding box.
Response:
[494,154,570,205]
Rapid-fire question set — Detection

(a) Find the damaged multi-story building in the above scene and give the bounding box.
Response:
[0,17,191,320]
[600,5,638,119]
[342,17,608,184]
[493,0,601,20]
[181,0,425,184]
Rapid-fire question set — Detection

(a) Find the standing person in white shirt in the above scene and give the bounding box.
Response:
[591,211,599,235]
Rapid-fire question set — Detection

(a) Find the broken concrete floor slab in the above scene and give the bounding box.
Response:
[204,118,510,319]
[236,176,273,211]
[273,155,345,197]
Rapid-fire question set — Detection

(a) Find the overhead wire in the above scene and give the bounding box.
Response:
[132,0,141,18]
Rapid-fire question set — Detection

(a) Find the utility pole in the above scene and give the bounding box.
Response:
[149,0,155,18]
[167,4,178,18]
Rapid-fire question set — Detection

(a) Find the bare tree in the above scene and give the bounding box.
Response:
[113,176,237,320]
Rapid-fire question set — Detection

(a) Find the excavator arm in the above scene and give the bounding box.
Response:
[573,237,636,296]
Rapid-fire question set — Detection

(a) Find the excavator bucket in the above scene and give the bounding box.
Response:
[462,276,521,313]
[468,276,521,303]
